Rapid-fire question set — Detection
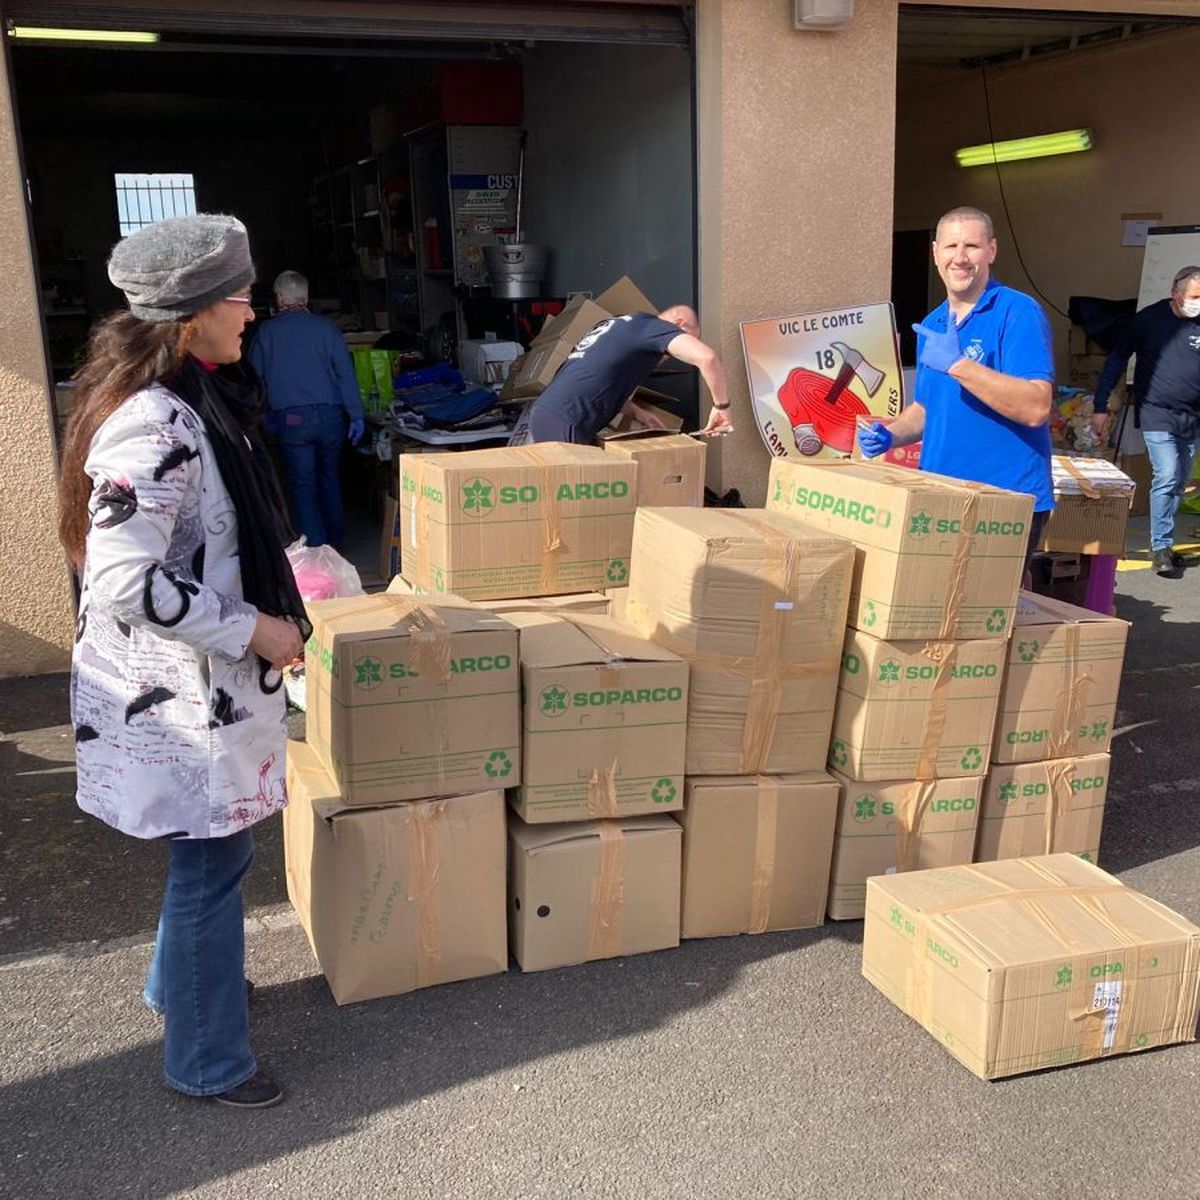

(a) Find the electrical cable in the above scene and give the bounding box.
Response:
[979,65,1071,321]
[776,367,869,454]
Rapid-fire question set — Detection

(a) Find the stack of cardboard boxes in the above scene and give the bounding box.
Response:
[620,506,854,938]
[978,591,1129,865]
[764,458,1032,920]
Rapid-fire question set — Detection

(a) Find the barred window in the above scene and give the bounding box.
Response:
[114,173,197,235]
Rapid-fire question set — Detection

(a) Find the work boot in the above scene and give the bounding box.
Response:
[211,1071,284,1110]
[1153,548,1181,577]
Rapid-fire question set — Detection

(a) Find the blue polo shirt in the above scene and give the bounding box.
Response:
[916,279,1055,512]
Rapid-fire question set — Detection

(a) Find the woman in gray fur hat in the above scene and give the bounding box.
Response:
[58,214,309,1109]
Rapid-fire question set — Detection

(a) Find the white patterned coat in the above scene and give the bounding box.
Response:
[71,384,287,839]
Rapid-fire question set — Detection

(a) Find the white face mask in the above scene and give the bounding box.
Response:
[1181,298,1200,319]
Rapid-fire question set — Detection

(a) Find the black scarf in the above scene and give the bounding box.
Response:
[169,356,311,644]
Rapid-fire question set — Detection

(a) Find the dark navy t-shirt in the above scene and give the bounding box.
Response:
[1093,299,1200,437]
[530,312,680,442]
[916,280,1055,512]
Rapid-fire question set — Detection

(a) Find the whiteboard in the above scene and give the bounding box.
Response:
[1137,225,1200,312]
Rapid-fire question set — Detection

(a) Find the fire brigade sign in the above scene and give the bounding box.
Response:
[740,303,905,462]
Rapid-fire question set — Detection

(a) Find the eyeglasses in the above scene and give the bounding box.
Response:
[223,295,254,306]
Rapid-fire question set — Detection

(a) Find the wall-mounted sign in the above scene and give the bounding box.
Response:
[740,303,904,462]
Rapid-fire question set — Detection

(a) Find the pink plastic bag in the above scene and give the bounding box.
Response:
[286,541,365,602]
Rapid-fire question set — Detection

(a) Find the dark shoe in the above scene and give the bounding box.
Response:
[212,1071,283,1109]
[1171,550,1187,569]
[246,978,255,1004]
[1153,548,1181,577]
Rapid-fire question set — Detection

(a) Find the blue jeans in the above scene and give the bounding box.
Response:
[1143,429,1197,551]
[144,829,256,1096]
[277,405,346,548]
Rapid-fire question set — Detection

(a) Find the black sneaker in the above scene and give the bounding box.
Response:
[212,1071,283,1109]
[1171,550,1187,569]
[1153,548,1181,578]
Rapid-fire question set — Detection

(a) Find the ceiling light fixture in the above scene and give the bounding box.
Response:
[955,128,1093,168]
[7,26,160,44]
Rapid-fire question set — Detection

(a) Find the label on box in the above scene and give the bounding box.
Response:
[1092,980,1122,1050]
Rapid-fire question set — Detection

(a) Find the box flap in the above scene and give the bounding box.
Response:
[806,459,1017,498]
[308,593,514,641]
[600,431,697,448]
[685,772,837,791]
[401,442,614,474]
[595,275,657,316]
[1051,455,1135,496]
[509,611,682,668]
[509,812,681,852]
[1013,589,1130,631]
[633,505,849,552]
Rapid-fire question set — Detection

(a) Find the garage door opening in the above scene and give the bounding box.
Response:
[8,10,695,582]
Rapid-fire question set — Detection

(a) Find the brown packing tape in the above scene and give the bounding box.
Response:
[748,777,779,934]
[407,800,445,989]
[406,604,452,683]
[935,490,979,641]
[524,445,564,595]
[913,643,959,780]
[1047,624,1093,759]
[587,760,621,819]
[1057,456,1102,500]
[1043,759,1077,855]
[587,821,626,960]
[893,779,939,872]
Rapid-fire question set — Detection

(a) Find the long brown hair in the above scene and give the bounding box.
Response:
[58,311,194,566]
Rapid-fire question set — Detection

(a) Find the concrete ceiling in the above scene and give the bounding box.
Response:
[897,7,1192,72]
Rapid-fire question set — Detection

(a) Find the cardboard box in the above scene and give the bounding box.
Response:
[602,387,684,435]
[304,594,520,805]
[1067,327,1109,357]
[977,753,1110,864]
[400,444,637,600]
[827,771,984,920]
[1040,456,1134,556]
[1066,352,1110,388]
[993,591,1128,763]
[600,432,705,508]
[766,459,1033,640]
[862,854,1200,1079]
[679,774,839,938]
[507,612,687,822]
[386,575,609,616]
[283,741,508,1005]
[623,507,855,775]
[508,276,657,398]
[1118,452,1150,518]
[508,813,681,970]
[379,494,402,584]
[831,630,1006,781]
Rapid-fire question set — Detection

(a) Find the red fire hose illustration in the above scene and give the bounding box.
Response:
[776,341,885,455]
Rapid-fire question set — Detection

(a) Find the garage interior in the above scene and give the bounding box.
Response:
[7,3,1200,580]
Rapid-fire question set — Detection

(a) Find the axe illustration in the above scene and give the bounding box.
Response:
[823,341,886,407]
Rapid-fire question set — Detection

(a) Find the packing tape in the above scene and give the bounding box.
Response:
[1057,455,1102,500]
[1043,759,1077,855]
[893,779,939,872]
[913,643,959,780]
[1047,624,1093,759]
[406,604,453,683]
[407,799,445,989]
[524,446,564,595]
[935,489,979,641]
[748,777,780,934]
[587,821,626,960]
[587,760,621,819]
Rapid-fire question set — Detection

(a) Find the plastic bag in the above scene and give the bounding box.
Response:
[286,540,365,601]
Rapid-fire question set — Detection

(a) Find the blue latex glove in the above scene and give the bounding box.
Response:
[857,421,893,459]
[912,318,964,374]
[347,417,365,444]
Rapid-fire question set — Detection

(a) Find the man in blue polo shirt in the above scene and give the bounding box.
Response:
[858,207,1054,578]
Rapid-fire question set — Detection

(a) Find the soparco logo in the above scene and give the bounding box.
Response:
[539,684,570,717]
[782,486,892,529]
[877,659,901,685]
[908,510,932,538]
[353,656,383,689]
[460,476,495,517]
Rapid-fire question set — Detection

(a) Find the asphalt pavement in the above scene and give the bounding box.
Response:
[1,530,1198,1199]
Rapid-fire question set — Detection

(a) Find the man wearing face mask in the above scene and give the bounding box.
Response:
[1093,266,1200,577]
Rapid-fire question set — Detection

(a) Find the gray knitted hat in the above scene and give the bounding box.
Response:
[107,214,254,323]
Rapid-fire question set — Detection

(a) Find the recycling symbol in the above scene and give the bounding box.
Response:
[985,608,1008,634]
[908,510,932,538]
[484,750,513,779]
[960,746,983,771]
[998,781,1018,805]
[1134,1033,1149,1048]
[651,777,677,805]
[862,601,878,629]
[1017,640,1039,664]
[354,656,383,689]
[877,659,901,685]
[606,558,628,585]
[831,739,848,769]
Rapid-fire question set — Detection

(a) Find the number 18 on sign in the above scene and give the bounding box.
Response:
[740,302,904,461]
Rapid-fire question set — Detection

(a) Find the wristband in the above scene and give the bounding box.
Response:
[713,402,731,410]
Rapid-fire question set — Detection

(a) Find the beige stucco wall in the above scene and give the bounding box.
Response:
[896,24,1200,371]
[695,0,900,505]
[0,46,75,678]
